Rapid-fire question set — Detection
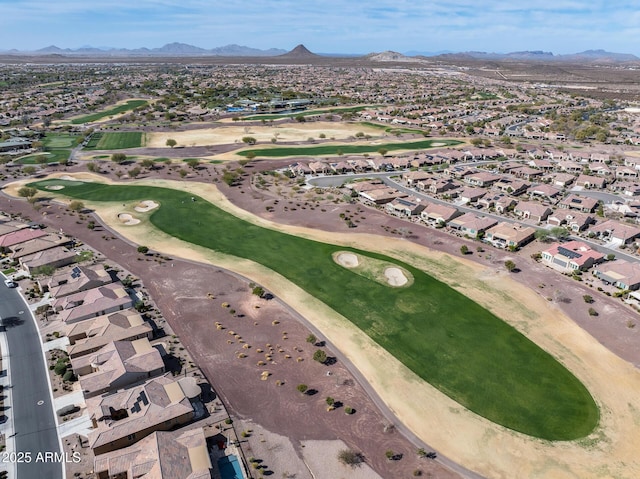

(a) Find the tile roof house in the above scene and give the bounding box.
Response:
[88,375,199,455]
[66,310,153,359]
[420,202,462,226]
[72,338,165,398]
[458,186,487,203]
[558,194,599,213]
[513,201,553,222]
[94,427,212,479]
[527,184,562,200]
[53,283,134,324]
[448,213,498,238]
[358,186,406,205]
[21,246,77,274]
[402,170,432,186]
[575,174,607,189]
[541,241,605,272]
[589,219,640,245]
[552,173,576,188]
[0,228,47,249]
[8,233,71,260]
[464,171,501,187]
[493,178,530,196]
[47,264,115,298]
[593,260,640,290]
[546,211,594,232]
[385,196,426,217]
[484,222,536,250]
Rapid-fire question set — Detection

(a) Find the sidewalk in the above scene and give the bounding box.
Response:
[0,321,16,479]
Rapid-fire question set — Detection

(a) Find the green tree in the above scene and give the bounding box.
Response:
[297,384,308,394]
[69,200,84,212]
[111,153,127,164]
[186,158,200,170]
[550,227,570,241]
[460,245,469,255]
[141,159,155,170]
[306,333,317,344]
[534,229,551,242]
[22,165,37,175]
[17,186,38,199]
[505,260,516,272]
[137,245,149,254]
[166,138,177,148]
[128,167,141,178]
[242,136,257,145]
[313,349,327,364]
[583,295,594,304]
[326,396,335,406]
[251,286,265,297]
[378,148,388,157]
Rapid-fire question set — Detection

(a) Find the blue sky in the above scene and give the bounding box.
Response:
[1,0,639,54]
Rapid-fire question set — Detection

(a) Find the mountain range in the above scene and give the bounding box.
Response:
[25,42,287,57]
[2,43,638,63]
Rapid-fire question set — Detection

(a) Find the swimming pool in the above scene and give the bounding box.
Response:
[217,454,243,479]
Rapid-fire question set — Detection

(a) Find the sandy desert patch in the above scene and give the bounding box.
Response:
[145,121,383,148]
[45,185,65,190]
[117,213,140,225]
[134,200,159,212]
[14,173,640,479]
[384,267,408,286]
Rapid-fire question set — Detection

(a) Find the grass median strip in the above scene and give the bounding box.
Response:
[30,178,599,440]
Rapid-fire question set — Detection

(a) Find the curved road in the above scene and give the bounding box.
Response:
[0,281,62,479]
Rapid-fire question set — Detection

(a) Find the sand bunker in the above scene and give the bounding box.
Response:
[117,213,140,225]
[384,267,408,286]
[134,200,159,212]
[336,252,359,268]
[431,142,447,147]
[45,185,65,190]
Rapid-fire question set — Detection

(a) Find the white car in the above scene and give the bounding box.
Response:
[3,279,17,288]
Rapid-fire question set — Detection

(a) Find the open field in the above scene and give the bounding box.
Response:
[84,131,145,150]
[238,138,462,157]
[69,99,148,124]
[29,177,597,440]
[15,132,77,164]
[234,105,383,121]
[145,121,384,148]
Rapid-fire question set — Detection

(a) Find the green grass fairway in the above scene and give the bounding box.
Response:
[359,121,428,136]
[238,139,462,158]
[16,133,77,164]
[84,132,144,150]
[30,179,599,440]
[70,100,148,124]
[240,105,382,121]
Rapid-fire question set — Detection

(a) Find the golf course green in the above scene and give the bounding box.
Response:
[30,178,599,440]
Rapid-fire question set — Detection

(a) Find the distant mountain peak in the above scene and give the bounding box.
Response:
[279,44,319,58]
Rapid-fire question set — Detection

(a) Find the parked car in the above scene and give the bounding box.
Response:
[3,279,17,288]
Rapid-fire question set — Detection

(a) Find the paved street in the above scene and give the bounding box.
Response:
[0,282,62,479]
